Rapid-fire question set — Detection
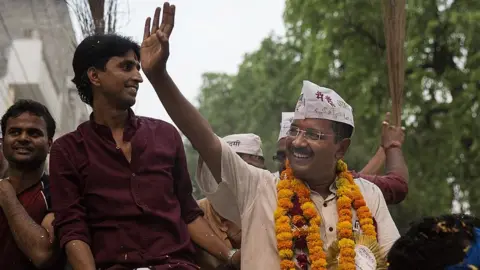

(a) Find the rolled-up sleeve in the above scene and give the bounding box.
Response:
[49,141,90,248]
[173,130,204,224]
[353,171,408,205]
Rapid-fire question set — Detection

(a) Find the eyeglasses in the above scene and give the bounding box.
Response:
[287,126,335,141]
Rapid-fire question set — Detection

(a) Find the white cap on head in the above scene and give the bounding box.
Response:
[294,80,354,128]
[222,133,263,157]
[278,112,294,141]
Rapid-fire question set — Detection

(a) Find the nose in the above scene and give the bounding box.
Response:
[291,132,308,148]
[134,69,144,83]
[18,132,31,142]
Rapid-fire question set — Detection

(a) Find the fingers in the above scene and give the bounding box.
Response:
[156,30,170,54]
[151,7,161,35]
[160,3,176,38]
[143,17,151,40]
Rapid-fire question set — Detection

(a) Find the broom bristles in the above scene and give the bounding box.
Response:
[382,0,407,126]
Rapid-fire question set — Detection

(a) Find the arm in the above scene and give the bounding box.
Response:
[142,7,266,217]
[188,216,232,262]
[49,142,95,270]
[359,147,385,175]
[142,5,221,182]
[357,147,409,205]
[172,135,237,264]
[151,72,222,181]
[0,181,58,268]
[174,132,235,261]
[65,240,95,270]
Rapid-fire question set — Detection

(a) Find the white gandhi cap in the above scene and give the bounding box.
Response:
[222,133,263,157]
[278,112,294,141]
[294,80,354,128]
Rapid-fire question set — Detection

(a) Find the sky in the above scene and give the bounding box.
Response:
[71,0,286,123]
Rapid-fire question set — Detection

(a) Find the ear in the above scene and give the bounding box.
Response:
[87,67,101,87]
[47,139,52,153]
[335,138,351,160]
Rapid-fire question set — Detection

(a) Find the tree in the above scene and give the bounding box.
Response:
[186,0,480,231]
[67,0,122,37]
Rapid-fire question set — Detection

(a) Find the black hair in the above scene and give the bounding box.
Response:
[331,121,353,143]
[387,214,480,270]
[71,34,141,106]
[1,99,56,140]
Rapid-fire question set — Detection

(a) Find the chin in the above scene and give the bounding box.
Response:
[289,162,310,180]
[121,99,136,109]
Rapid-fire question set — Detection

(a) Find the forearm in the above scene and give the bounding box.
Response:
[65,240,96,270]
[150,72,222,179]
[385,148,409,182]
[188,216,230,262]
[359,147,385,175]
[2,194,55,268]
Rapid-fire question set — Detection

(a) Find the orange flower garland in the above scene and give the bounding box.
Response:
[274,159,377,270]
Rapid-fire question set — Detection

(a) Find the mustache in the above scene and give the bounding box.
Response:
[289,146,313,155]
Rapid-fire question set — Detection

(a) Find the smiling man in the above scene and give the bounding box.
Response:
[49,33,237,270]
[274,111,409,204]
[0,99,61,269]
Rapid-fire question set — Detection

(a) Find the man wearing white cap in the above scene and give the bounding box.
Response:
[273,112,409,204]
[222,133,266,169]
[273,112,294,177]
[195,133,264,269]
[155,72,400,268]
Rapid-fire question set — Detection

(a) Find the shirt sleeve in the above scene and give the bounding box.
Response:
[173,130,204,224]
[359,179,400,256]
[196,138,272,227]
[352,171,408,205]
[49,141,91,248]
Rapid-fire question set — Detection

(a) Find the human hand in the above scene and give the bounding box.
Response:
[381,112,405,149]
[141,2,176,77]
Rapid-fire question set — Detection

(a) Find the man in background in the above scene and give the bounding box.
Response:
[0,99,61,269]
[196,133,265,269]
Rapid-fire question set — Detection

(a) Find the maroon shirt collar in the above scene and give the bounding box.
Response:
[89,108,139,142]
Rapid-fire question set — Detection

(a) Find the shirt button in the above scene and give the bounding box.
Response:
[132,173,136,177]
[329,227,333,232]
[323,202,328,207]
[115,146,120,150]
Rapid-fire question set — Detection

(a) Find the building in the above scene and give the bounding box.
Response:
[0,0,89,138]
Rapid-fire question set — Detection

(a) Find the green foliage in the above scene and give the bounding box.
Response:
[186,0,480,230]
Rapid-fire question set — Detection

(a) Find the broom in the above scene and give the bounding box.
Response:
[382,0,407,126]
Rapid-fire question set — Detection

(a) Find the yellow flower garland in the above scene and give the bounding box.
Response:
[274,159,377,270]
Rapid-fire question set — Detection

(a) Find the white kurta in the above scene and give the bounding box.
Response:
[196,139,400,269]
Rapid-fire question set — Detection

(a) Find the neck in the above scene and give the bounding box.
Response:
[7,164,44,194]
[307,173,336,198]
[92,100,129,129]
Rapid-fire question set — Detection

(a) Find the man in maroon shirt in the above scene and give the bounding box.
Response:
[0,100,62,269]
[49,15,238,270]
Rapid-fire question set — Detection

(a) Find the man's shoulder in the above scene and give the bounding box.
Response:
[137,115,176,129]
[354,177,383,196]
[52,125,87,149]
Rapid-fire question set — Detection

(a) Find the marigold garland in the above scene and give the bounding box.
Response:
[274,159,377,270]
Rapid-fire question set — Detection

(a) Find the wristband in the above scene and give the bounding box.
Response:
[227,248,239,266]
